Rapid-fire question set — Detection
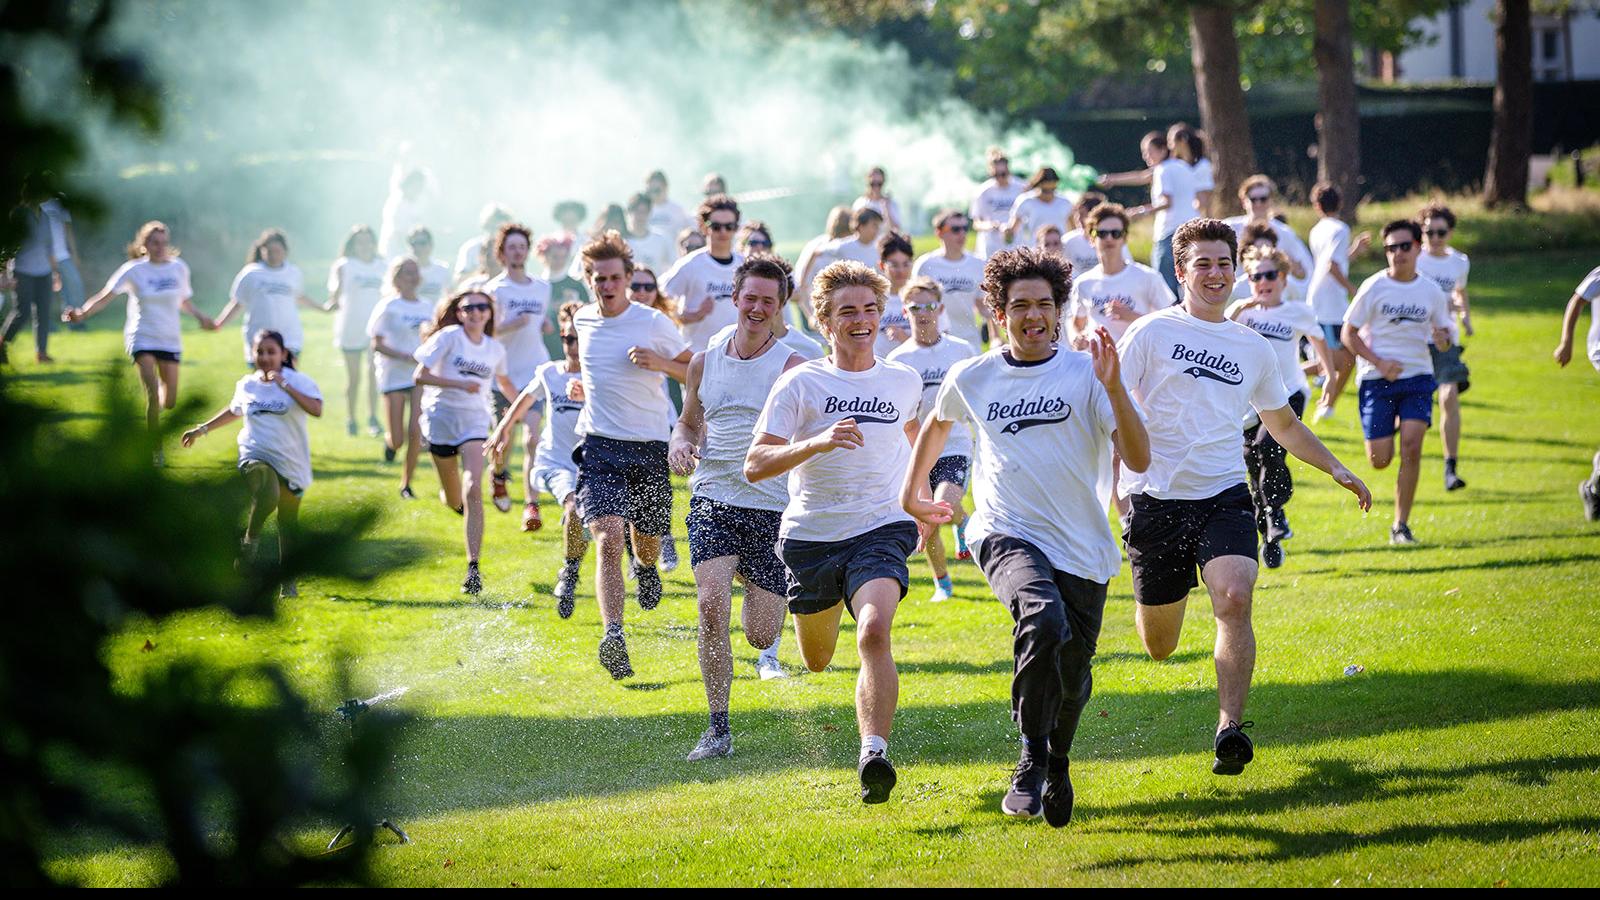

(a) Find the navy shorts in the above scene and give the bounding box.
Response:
[686,495,788,596]
[1430,345,1470,391]
[930,454,970,491]
[132,349,181,364]
[575,435,672,535]
[780,521,918,617]
[1358,373,1436,440]
[1123,485,1257,607]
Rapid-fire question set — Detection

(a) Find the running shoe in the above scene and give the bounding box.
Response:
[858,750,897,804]
[1002,752,1045,818]
[383,444,396,464]
[660,537,680,573]
[345,419,357,437]
[686,727,733,761]
[1262,539,1284,569]
[1042,756,1074,828]
[1390,523,1418,545]
[756,647,787,680]
[1445,470,1467,491]
[367,416,383,437]
[554,559,580,618]
[522,501,543,532]
[598,629,634,680]
[929,577,953,603]
[1313,403,1336,423]
[635,564,663,611]
[491,473,512,513]
[35,352,54,364]
[1267,509,1293,542]
[1583,480,1600,522]
[462,562,483,596]
[399,485,416,500]
[955,522,971,561]
[1212,720,1254,776]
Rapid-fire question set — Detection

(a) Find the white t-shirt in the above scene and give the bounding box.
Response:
[1343,271,1454,382]
[413,324,507,417]
[415,259,451,303]
[1190,158,1215,194]
[101,258,192,355]
[852,195,904,230]
[365,295,433,391]
[647,199,693,244]
[230,262,305,361]
[1009,191,1073,245]
[229,368,322,494]
[1416,248,1471,299]
[1226,298,1321,397]
[971,177,1026,258]
[912,251,987,347]
[753,357,922,542]
[1071,262,1177,341]
[485,272,553,390]
[453,234,489,279]
[1151,159,1198,240]
[1307,217,1354,325]
[1061,230,1131,277]
[574,301,688,442]
[662,248,744,352]
[888,335,978,458]
[710,323,827,360]
[1117,306,1290,499]
[1577,266,1600,370]
[528,360,584,474]
[328,256,388,351]
[934,348,1123,582]
[819,235,879,270]
[1224,216,1315,284]
[626,229,677,276]
[875,293,912,358]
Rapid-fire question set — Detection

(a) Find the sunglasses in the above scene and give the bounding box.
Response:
[707,221,738,232]
[1094,229,1125,240]
[630,282,658,291]
[1247,193,1271,203]
[906,303,941,312]
[944,224,970,233]
[459,302,492,313]
[1249,270,1280,282]
[1384,241,1414,253]
[747,239,773,248]
[1426,229,1450,237]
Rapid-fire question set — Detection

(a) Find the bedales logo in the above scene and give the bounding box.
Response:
[919,366,948,391]
[1382,301,1430,325]
[505,296,545,318]
[1426,274,1455,294]
[1171,343,1245,385]
[824,396,899,425]
[248,396,292,417]
[1090,293,1134,317]
[551,391,583,415]
[150,277,180,293]
[987,395,1071,434]
[1246,317,1296,342]
[261,279,295,297]
[708,279,736,301]
[452,355,494,379]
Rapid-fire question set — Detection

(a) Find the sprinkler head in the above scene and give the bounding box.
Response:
[336,698,369,724]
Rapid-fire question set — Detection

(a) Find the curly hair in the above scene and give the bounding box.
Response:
[811,260,889,323]
[494,222,533,262]
[1172,218,1239,275]
[1417,203,1456,230]
[1086,203,1129,234]
[580,229,636,275]
[733,253,794,305]
[1241,219,1279,248]
[980,246,1072,319]
[697,193,740,224]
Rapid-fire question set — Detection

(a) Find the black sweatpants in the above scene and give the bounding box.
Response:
[1243,389,1306,534]
[975,533,1107,754]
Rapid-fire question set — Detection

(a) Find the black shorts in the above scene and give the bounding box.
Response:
[429,440,475,458]
[686,495,787,595]
[575,435,672,535]
[1123,484,1257,607]
[930,454,970,491]
[132,349,180,364]
[1430,344,1470,391]
[780,520,918,617]
[383,385,416,397]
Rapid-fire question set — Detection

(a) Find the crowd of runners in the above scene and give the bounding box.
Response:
[6,134,1600,825]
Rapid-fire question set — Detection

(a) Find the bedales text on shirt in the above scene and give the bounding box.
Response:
[1171,343,1245,384]
[1381,301,1431,324]
[453,355,495,379]
[822,395,900,424]
[987,394,1072,434]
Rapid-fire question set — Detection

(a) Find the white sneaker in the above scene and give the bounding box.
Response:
[929,583,953,603]
[756,651,787,681]
[1313,404,1335,423]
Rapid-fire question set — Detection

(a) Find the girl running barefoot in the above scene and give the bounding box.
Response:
[216,229,329,367]
[413,290,517,595]
[327,225,387,436]
[65,221,214,460]
[367,257,433,499]
[181,330,322,597]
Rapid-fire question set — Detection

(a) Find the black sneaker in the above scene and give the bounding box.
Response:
[1213,720,1255,776]
[1041,756,1074,828]
[1390,523,1418,545]
[1001,752,1045,818]
[399,485,417,500]
[1262,539,1284,569]
[635,565,662,611]
[462,562,482,596]
[383,444,396,464]
[554,560,580,619]
[1445,470,1467,491]
[1267,509,1293,542]
[686,727,733,761]
[858,750,896,804]
[1581,480,1600,522]
[598,629,634,680]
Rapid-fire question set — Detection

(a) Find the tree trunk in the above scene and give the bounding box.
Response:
[1484,0,1532,208]
[1188,2,1257,217]
[1315,0,1361,224]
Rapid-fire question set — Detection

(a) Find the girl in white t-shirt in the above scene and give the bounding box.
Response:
[66,221,215,453]
[327,225,386,437]
[1168,123,1213,214]
[181,330,323,597]
[215,229,330,364]
[412,289,518,596]
[367,257,433,500]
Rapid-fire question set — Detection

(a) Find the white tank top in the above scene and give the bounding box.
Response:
[691,334,793,510]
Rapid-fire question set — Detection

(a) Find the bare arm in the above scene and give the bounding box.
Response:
[65,286,118,321]
[271,371,323,417]
[413,364,475,392]
[1096,168,1154,188]
[630,346,691,383]
[1340,322,1402,382]
[214,298,242,328]
[372,334,411,360]
[1306,334,1335,383]
[668,353,708,475]
[487,381,542,457]
[179,297,215,330]
[1259,404,1371,510]
[675,293,711,324]
[180,409,242,447]
[1454,287,1473,336]
[899,416,955,528]
[744,419,863,483]
[1554,292,1586,366]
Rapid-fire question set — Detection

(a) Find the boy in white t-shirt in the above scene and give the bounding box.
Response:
[1067,203,1175,346]
[1099,132,1195,298]
[662,195,745,352]
[1553,264,1600,520]
[1415,203,1474,492]
[912,209,989,348]
[970,148,1024,259]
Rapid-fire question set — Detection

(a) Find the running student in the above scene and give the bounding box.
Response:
[1099,130,1198,297]
[1341,219,1455,546]
[971,147,1024,259]
[671,255,807,760]
[821,207,885,272]
[1226,246,1333,569]
[483,223,552,530]
[573,231,692,679]
[853,166,904,232]
[1118,218,1370,776]
[181,330,322,598]
[66,221,214,455]
[1414,203,1473,492]
[888,276,977,601]
[875,231,915,357]
[663,194,745,353]
[1553,264,1600,521]
[366,257,432,499]
[1306,182,1372,420]
[1068,203,1174,346]
[1222,176,1313,287]
[795,205,853,327]
[413,289,517,595]
[216,229,328,366]
[1003,167,1072,249]
[327,225,387,437]
[746,260,923,804]
[405,227,452,304]
[902,246,1148,826]
[912,209,989,348]
[453,203,513,280]
[1060,192,1111,277]
[489,301,590,617]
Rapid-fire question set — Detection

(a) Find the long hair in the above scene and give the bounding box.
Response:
[248,228,288,265]
[340,224,377,259]
[252,329,296,370]
[424,289,496,340]
[126,220,179,259]
[633,265,676,323]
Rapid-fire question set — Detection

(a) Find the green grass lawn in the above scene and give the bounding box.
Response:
[11,247,1600,886]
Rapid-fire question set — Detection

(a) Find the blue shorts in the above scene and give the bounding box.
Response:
[1320,323,1344,351]
[1358,374,1436,440]
[929,454,970,491]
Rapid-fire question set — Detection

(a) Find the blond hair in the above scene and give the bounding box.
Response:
[810,260,889,323]
[580,229,635,276]
[903,275,943,304]
[1242,244,1290,274]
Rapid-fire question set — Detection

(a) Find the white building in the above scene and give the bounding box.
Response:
[1393,0,1600,83]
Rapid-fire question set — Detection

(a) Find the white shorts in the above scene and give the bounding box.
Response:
[420,404,492,448]
[534,465,578,505]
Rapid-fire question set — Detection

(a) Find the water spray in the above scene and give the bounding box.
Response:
[326,687,411,851]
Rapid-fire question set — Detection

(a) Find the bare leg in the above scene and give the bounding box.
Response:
[460,441,486,562]
[694,556,739,716]
[1321,347,1356,412]
[242,463,280,542]
[630,523,661,568]
[1394,419,1428,526]
[134,355,162,433]
[384,391,406,453]
[522,410,543,504]
[792,603,845,672]
[590,514,627,626]
[342,350,362,428]
[403,391,422,489]
[1135,595,1189,661]
[1201,555,1257,728]
[276,485,301,565]
[432,452,463,511]
[157,360,180,413]
[852,579,901,741]
[1438,382,1461,462]
[366,353,380,424]
[561,496,588,560]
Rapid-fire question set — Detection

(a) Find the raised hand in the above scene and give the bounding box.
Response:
[1088,327,1121,389]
